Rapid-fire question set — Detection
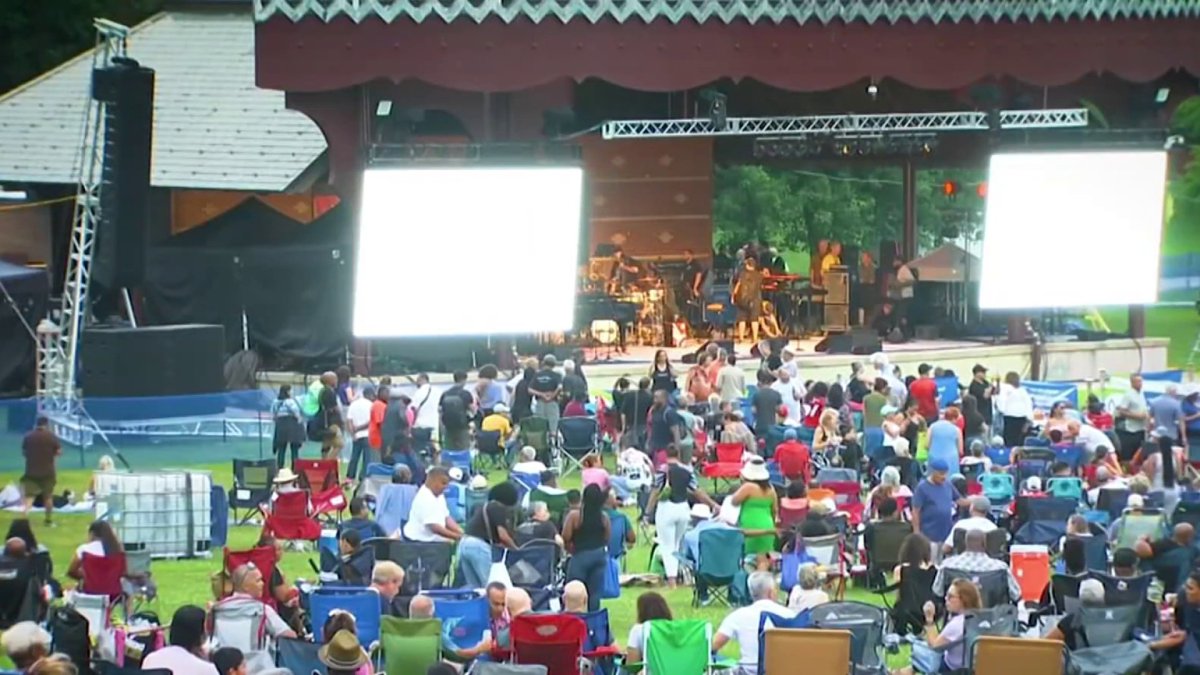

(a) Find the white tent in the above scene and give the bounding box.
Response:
[909,243,981,283]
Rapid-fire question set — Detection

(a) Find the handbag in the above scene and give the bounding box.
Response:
[601,555,621,599]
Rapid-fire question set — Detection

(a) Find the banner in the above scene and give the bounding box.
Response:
[935,376,962,408]
[1022,380,1078,412]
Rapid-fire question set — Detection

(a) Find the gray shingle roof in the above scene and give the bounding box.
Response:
[253,0,1200,25]
[0,10,326,191]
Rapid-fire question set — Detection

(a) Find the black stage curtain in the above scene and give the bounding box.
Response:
[142,199,352,371]
[0,262,49,395]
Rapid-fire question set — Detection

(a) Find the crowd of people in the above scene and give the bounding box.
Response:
[16,342,1200,675]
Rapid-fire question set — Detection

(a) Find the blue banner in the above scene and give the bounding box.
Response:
[936,376,961,407]
[1142,370,1183,383]
[1023,380,1078,412]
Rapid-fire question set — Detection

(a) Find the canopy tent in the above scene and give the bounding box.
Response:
[909,243,981,283]
[0,261,49,395]
[143,198,353,370]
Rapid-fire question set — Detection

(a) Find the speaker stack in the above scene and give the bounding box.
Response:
[823,266,850,332]
[82,324,225,398]
[91,57,155,290]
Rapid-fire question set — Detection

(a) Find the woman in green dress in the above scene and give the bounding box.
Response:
[733,457,779,570]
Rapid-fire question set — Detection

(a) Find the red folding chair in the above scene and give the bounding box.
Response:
[223,546,279,607]
[295,459,339,492]
[511,613,587,675]
[821,480,865,526]
[703,442,745,492]
[779,504,809,530]
[81,552,128,620]
[310,486,347,523]
[262,491,322,542]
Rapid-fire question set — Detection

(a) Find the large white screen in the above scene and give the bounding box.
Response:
[353,167,583,337]
[978,150,1165,310]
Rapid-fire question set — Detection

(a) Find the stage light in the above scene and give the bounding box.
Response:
[942,180,959,198]
[976,182,988,198]
[1156,87,1171,105]
[375,100,393,117]
[699,89,728,132]
[866,82,879,99]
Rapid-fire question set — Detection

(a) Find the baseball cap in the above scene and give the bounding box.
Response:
[928,457,950,473]
[972,364,987,375]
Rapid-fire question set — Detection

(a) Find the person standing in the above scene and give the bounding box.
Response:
[1151,384,1187,448]
[912,458,962,561]
[271,385,305,470]
[967,365,994,428]
[647,389,684,465]
[771,367,804,425]
[996,372,1034,448]
[751,370,783,440]
[367,385,389,460]
[314,371,343,439]
[648,350,677,395]
[410,373,439,452]
[529,355,564,434]
[908,363,939,424]
[562,484,611,612]
[733,256,764,344]
[21,417,61,525]
[345,384,375,481]
[681,248,707,314]
[1115,374,1150,462]
[716,354,746,404]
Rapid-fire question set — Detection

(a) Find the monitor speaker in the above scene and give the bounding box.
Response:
[823,304,849,332]
[92,59,155,290]
[82,324,225,397]
[824,270,850,305]
[815,328,882,355]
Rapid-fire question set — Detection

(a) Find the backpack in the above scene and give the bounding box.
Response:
[50,605,93,675]
[301,380,322,417]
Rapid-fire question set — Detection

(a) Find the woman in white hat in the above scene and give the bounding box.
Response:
[731,457,778,570]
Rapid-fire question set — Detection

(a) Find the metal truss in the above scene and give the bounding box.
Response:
[368,141,582,165]
[38,19,129,414]
[49,412,273,449]
[601,108,1088,139]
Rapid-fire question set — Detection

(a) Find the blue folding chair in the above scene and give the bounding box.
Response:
[683,528,745,607]
[1054,445,1085,473]
[310,586,383,645]
[984,446,1011,468]
[559,417,599,477]
[374,483,418,537]
[863,427,885,463]
[444,482,466,523]
[425,589,488,657]
[1023,436,1050,448]
[276,638,327,675]
[575,609,620,675]
[210,485,229,549]
[440,450,474,478]
[756,611,813,675]
[511,472,541,503]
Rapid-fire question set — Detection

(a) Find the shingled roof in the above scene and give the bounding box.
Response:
[0,8,326,191]
[253,0,1200,25]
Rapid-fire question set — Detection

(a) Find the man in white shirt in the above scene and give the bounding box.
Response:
[943,496,998,553]
[1115,374,1149,462]
[1069,420,1111,456]
[771,368,804,425]
[780,348,799,382]
[345,383,375,481]
[511,445,549,475]
[713,571,795,675]
[411,373,440,444]
[402,467,463,543]
[716,354,746,404]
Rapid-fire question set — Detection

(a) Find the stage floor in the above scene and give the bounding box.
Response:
[579,337,988,367]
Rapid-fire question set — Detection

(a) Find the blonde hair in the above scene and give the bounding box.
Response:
[96,455,115,472]
[1128,474,1152,495]
[820,409,839,429]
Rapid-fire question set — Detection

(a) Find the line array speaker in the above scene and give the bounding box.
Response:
[82,324,224,398]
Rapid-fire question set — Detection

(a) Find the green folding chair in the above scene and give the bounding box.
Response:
[625,619,736,675]
[519,416,552,463]
[529,487,570,524]
[377,616,441,675]
[1115,511,1168,550]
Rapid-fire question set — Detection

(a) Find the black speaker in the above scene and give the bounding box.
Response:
[92,59,155,290]
[82,324,225,397]
[816,328,881,355]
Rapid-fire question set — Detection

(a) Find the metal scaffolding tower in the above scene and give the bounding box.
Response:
[600,108,1089,139]
[37,19,130,415]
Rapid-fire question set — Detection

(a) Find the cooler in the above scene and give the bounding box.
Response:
[1010,544,1051,602]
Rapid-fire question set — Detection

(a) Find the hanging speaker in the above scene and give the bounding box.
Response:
[92,58,155,290]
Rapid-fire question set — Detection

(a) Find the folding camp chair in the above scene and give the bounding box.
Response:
[296,458,340,492]
[885,456,920,490]
[231,459,276,525]
[276,638,327,675]
[519,416,553,462]
[960,461,987,487]
[559,416,599,477]
[445,482,466,523]
[984,446,1011,468]
[529,487,570,524]
[310,586,382,644]
[377,617,440,675]
[684,527,745,608]
[972,636,1066,675]
[208,595,276,673]
[761,628,850,675]
[755,611,815,672]
[423,589,488,658]
[575,609,621,675]
[1072,535,1108,573]
[81,553,128,620]
[262,490,322,541]
[980,473,1015,510]
[367,539,455,595]
[1095,488,1132,523]
[876,565,938,636]
[0,556,47,629]
[358,463,394,502]
[475,430,508,472]
[1088,571,1154,608]
[809,602,891,671]
[504,541,560,589]
[1055,445,1085,474]
[310,486,348,525]
[778,503,808,530]
[702,442,745,492]
[472,665,548,675]
[862,520,912,586]
[1070,603,1141,647]
[510,613,587,675]
[1046,477,1084,501]
[1114,511,1168,550]
[625,619,734,675]
[374,483,417,537]
[943,568,1013,608]
[1024,437,1051,448]
[440,450,474,478]
[464,486,490,521]
[926,605,1020,673]
[511,471,542,504]
[1173,499,1200,531]
[221,546,279,606]
[799,533,847,599]
[121,548,156,612]
[950,528,1008,558]
[821,480,864,525]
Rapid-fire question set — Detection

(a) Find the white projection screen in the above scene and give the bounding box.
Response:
[978,150,1166,310]
[353,167,583,337]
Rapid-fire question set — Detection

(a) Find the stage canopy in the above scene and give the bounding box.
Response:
[909,243,981,283]
[143,198,352,370]
[0,261,49,395]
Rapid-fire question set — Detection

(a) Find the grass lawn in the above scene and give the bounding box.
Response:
[1097,304,1197,368]
[0,459,897,666]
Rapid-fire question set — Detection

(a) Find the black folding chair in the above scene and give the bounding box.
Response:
[475,430,508,471]
[951,528,1009,558]
[943,568,1013,608]
[231,458,276,525]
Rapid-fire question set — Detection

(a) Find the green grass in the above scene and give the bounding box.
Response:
[1,459,894,665]
[1097,305,1197,367]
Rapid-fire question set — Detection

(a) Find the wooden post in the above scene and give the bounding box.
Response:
[1128,305,1146,338]
[902,160,917,261]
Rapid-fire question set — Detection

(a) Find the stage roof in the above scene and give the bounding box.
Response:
[253,0,1200,25]
[0,8,326,191]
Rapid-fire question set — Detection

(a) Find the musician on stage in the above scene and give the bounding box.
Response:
[820,240,843,275]
[609,247,641,290]
[763,246,788,275]
[733,255,764,344]
[681,249,706,301]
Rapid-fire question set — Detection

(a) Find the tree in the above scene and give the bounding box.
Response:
[0,0,162,94]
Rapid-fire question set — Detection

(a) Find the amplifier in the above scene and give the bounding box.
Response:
[824,269,850,305]
[823,304,850,332]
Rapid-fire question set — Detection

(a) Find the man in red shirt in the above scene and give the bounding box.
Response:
[774,428,811,484]
[368,386,389,453]
[908,363,940,424]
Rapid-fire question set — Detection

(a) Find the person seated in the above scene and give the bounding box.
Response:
[867,466,912,520]
[537,471,568,496]
[580,454,611,493]
[4,538,27,559]
[934,530,1022,603]
[67,520,123,581]
[713,572,795,675]
[1049,461,1072,478]
[787,562,830,613]
[1135,523,1195,592]
[409,594,466,661]
[1,622,51,672]
[403,468,463,544]
[943,497,997,553]
[1107,493,1148,541]
[339,529,361,559]
[516,501,562,547]
[370,561,406,616]
[1043,579,1108,650]
[391,463,415,486]
[1111,547,1140,578]
[320,611,373,675]
[269,467,308,507]
[339,497,386,541]
[563,580,589,614]
[220,563,298,642]
[563,391,589,418]
[141,605,218,675]
[960,440,992,472]
[566,489,582,514]
[605,488,637,558]
[780,481,809,512]
[799,499,839,538]
[720,410,756,456]
[86,454,117,500]
[1085,395,1114,431]
[256,535,301,624]
[1061,535,1089,577]
[510,446,548,476]
[4,519,44,558]
[1087,466,1129,506]
[211,646,245,675]
[774,429,811,484]
[895,579,982,675]
[319,629,371,675]
[480,402,519,457]
[625,592,672,665]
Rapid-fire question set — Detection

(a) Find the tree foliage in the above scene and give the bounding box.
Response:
[713,164,986,255]
[0,0,162,94]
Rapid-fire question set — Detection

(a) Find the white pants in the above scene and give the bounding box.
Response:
[655,500,692,580]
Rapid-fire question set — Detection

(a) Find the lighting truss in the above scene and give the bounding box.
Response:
[601,108,1088,139]
[755,133,940,159]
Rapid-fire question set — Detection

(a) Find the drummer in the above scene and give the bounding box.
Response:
[610,247,642,289]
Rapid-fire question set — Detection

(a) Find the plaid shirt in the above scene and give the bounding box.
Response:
[933,551,1022,602]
